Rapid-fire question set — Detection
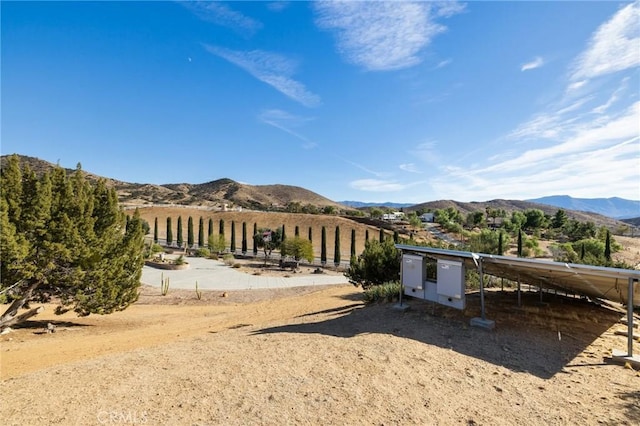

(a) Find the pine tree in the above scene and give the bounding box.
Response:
[167,217,173,245]
[198,217,204,248]
[0,158,144,330]
[154,217,158,243]
[177,216,183,247]
[321,226,327,266]
[350,229,356,261]
[242,222,248,255]
[334,226,341,267]
[230,221,236,252]
[187,216,194,248]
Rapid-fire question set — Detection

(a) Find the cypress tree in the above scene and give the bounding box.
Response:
[208,218,213,238]
[281,224,286,258]
[154,217,158,243]
[393,230,399,243]
[517,229,523,257]
[230,221,236,252]
[334,226,341,267]
[242,222,247,255]
[604,230,611,262]
[219,219,225,237]
[253,223,258,256]
[295,225,300,237]
[187,216,194,248]
[308,227,313,243]
[198,217,204,248]
[379,228,385,242]
[580,243,585,260]
[350,229,356,261]
[177,216,183,248]
[321,226,327,266]
[167,217,173,245]
[365,229,369,241]
[498,232,503,255]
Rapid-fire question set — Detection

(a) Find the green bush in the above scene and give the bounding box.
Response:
[222,253,235,266]
[363,282,401,303]
[195,247,211,258]
[174,255,186,265]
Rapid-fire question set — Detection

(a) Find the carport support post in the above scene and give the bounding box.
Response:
[628,277,635,357]
[470,258,495,330]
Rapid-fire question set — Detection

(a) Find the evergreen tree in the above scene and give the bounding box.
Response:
[604,230,611,262]
[308,227,313,243]
[334,226,341,266]
[365,229,369,241]
[219,219,225,237]
[154,217,158,243]
[167,217,173,245]
[517,229,523,257]
[498,232,503,255]
[393,230,399,243]
[321,226,327,266]
[208,218,213,238]
[281,224,286,257]
[242,222,247,255]
[295,225,300,237]
[350,229,356,261]
[230,221,236,253]
[253,223,258,256]
[0,157,144,330]
[187,216,194,248]
[379,228,385,242]
[198,217,204,247]
[177,216,183,247]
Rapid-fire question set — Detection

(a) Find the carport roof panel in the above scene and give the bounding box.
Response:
[395,244,640,305]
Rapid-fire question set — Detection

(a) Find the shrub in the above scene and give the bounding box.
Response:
[363,282,401,303]
[222,253,235,266]
[174,255,186,265]
[195,247,211,258]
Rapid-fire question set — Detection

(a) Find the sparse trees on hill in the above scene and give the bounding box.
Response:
[0,156,145,330]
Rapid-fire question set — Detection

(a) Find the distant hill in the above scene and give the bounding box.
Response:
[526,195,640,219]
[0,154,348,212]
[339,201,413,209]
[406,199,628,230]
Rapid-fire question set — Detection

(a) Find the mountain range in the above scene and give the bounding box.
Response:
[2,154,638,226]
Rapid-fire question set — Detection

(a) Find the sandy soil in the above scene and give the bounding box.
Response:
[2,263,639,426]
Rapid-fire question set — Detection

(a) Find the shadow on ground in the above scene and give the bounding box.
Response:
[254,290,627,379]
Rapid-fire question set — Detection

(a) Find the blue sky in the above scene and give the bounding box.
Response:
[2,1,639,203]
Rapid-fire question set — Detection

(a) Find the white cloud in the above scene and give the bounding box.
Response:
[203,45,321,107]
[313,1,464,71]
[258,109,316,149]
[435,59,452,69]
[180,1,263,35]
[349,179,408,192]
[267,1,290,12]
[571,1,640,81]
[591,76,629,114]
[399,163,421,173]
[521,56,544,71]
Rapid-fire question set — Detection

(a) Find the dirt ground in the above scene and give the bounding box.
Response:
[1,258,639,425]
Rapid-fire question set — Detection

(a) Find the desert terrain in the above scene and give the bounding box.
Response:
[1,256,639,426]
